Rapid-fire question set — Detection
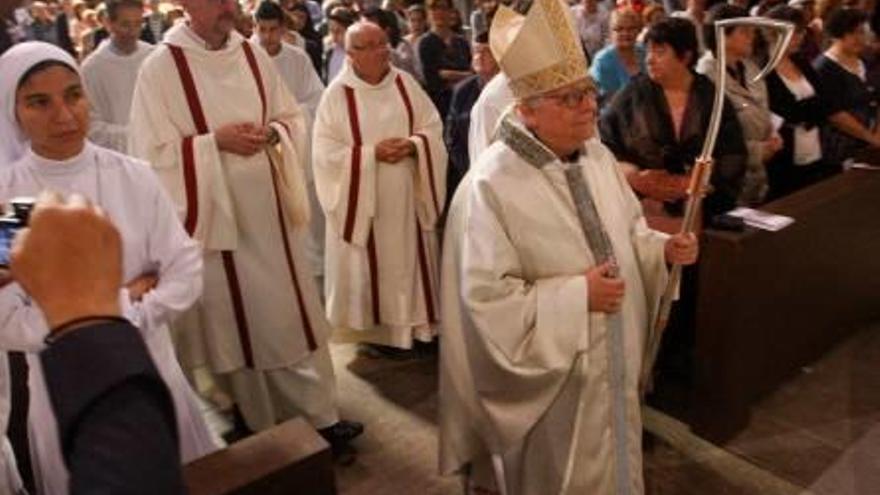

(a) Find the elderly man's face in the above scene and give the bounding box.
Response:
[347,24,391,83]
[611,14,641,49]
[184,0,238,37]
[519,80,598,153]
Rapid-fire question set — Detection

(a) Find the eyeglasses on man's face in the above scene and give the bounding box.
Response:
[541,86,597,109]
[350,42,391,52]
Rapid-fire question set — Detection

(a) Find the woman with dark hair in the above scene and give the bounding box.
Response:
[814,7,880,163]
[696,2,782,206]
[0,42,219,494]
[417,0,472,119]
[601,17,746,229]
[286,2,324,73]
[600,18,744,400]
[763,5,840,199]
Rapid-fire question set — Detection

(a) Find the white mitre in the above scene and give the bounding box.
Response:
[488,0,590,99]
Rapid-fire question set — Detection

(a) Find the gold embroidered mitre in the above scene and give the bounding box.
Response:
[489,0,589,99]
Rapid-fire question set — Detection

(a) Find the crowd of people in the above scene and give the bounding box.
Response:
[4,0,878,202]
[0,0,878,493]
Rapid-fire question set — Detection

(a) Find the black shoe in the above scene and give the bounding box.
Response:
[222,406,254,444]
[412,339,438,357]
[357,343,419,361]
[318,420,364,446]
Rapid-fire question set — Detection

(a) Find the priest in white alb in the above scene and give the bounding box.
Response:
[80,0,154,153]
[438,1,699,494]
[253,0,327,284]
[128,0,362,452]
[313,21,447,353]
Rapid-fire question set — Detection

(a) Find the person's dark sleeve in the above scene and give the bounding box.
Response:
[814,58,850,115]
[40,321,185,495]
[801,61,834,121]
[418,35,444,97]
[455,37,472,70]
[598,100,626,156]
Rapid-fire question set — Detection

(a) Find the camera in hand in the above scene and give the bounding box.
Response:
[0,198,35,267]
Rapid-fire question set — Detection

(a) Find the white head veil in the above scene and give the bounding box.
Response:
[0,41,80,166]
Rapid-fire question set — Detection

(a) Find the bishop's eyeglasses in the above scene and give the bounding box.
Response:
[541,86,597,109]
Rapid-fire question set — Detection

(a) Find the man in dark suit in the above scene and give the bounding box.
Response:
[2,191,185,495]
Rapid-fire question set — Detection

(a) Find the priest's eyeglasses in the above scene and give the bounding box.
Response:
[350,42,390,52]
[541,86,596,109]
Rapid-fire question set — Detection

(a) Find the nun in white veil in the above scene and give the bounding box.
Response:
[0,42,221,494]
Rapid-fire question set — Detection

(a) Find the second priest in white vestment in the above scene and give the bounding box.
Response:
[313,22,447,349]
[80,0,155,153]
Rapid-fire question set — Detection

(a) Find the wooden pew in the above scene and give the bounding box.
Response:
[184,417,336,495]
[659,169,880,442]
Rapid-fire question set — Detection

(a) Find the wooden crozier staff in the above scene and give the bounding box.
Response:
[639,17,796,396]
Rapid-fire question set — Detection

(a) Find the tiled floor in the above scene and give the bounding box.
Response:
[329,322,880,494]
[722,323,880,494]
